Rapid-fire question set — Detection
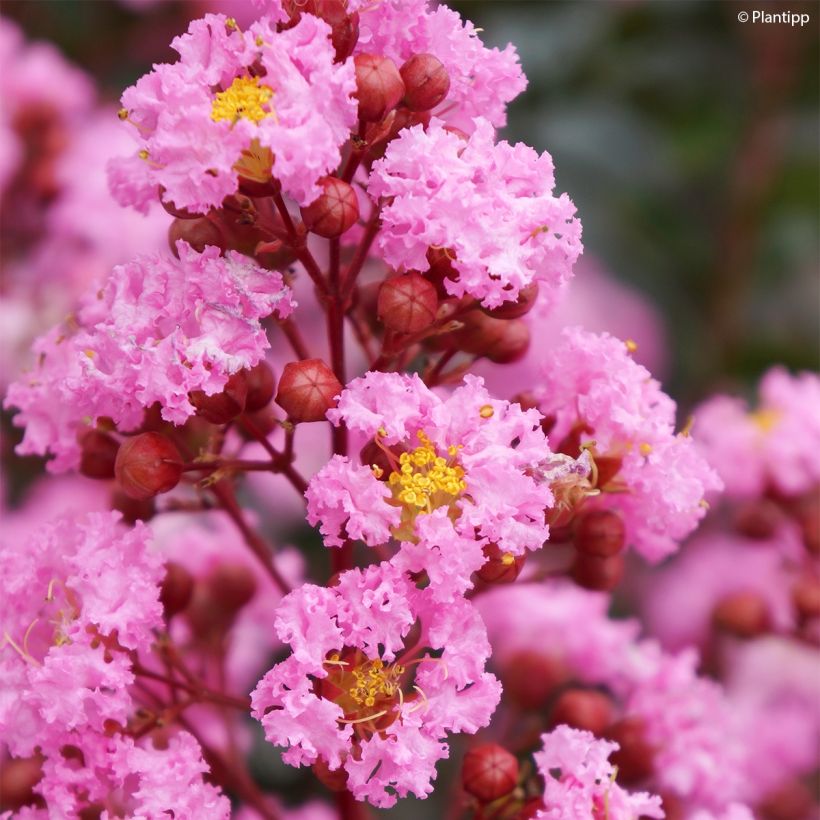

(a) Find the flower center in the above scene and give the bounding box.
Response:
[211,76,274,125]
[388,430,466,514]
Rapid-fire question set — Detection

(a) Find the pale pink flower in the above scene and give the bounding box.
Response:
[251,561,500,807]
[536,327,722,561]
[534,726,664,819]
[368,118,582,309]
[693,367,820,499]
[5,242,295,472]
[110,12,357,214]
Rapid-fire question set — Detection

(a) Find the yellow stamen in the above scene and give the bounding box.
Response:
[639,442,652,456]
[211,76,274,125]
[625,339,638,353]
[479,404,494,419]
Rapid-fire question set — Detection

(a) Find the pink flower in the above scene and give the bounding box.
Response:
[693,368,820,499]
[368,118,582,309]
[355,0,527,131]
[5,243,295,472]
[307,372,555,599]
[110,13,357,214]
[536,327,722,561]
[0,511,163,757]
[534,726,664,819]
[251,561,500,807]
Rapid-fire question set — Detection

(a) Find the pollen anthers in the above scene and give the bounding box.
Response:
[387,430,466,513]
[211,76,274,125]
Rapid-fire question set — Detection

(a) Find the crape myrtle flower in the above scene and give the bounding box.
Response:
[534,725,664,819]
[693,367,820,499]
[109,12,357,214]
[305,372,566,600]
[368,118,582,310]
[5,242,295,472]
[251,561,501,807]
[535,327,722,561]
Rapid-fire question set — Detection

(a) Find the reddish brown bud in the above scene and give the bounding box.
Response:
[190,371,248,424]
[792,576,820,622]
[0,755,43,811]
[207,563,257,612]
[572,509,626,558]
[114,432,183,501]
[733,499,783,540]
[571,551,625,591]
[454,311,530,364]
[312,756,349,791]
[159,561,194,619]
[501,650,569,710]
[284,0,359,61]
[276,359,342,423]
[758,780,816,820]
[604,717,655,783]
[240,405,279,440]
[168,216,226,255]
[354,54,405,122]
[462,743,519,804]
[300,176,359,238]
[79,430,120,480]
[476,543,526,584]
[481,282,539,320]
[244,361,276,412]
[550,689,614,736]
[111,489,156,524]
[186,564,258,640]
[377,273,439,334]
[400,53,450,111]
[712,590,771,638]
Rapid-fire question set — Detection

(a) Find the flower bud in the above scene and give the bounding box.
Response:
[476,543,525,584]
[244,361,276,412]
[426,246,459,298]
[160,187,201,219]
[354,54,405,122]
[186,564,258,640]
[114,432,183,501]
[0,755,43,812]
[240,405,279,440]
[160,561,194,619]
[400,53,450,111]
[284,0,359,61]
[733,499,783,539]
[501,650,569,710]
[300,176,359,238]
[111,488,156,524]
[207,563,257,612]
[79,430,120,480]
[758,780,816,820]
[572,509,626,558]
[712,590,771,638]
[276,359,342,423]
[462,743,519,804]
[481,281,539,320]
[168,216,226,255]
[604,718,655,783]
[571,551,624,591]
[189,371,248,424]
[377,273,439,334]
[550,689,613,736]
[454,311,530,364]
[792,576,820,622]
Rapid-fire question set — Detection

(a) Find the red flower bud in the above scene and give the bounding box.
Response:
[244,361,276,412]
[114,432,183,501]
[733,499,783,539]
[354,54,405,122]
[300,176,359,238]
[276,359,342,423]
[400,53,450,111]
[571,551,625,591]
[501,650,569,710]
[111,488,156,524]
[481,281,539,320]
[462,743,519,803]
[604,718,655,783]
[240,405,279,440]
[186,564,258,640]
[377,273,439,334]
[426,246,459,298]
[0,755,43,812]
[550,688,614,736]
[454,311,530,364]
[79,430,120,480]
[476,543,526,584]
[160,188,201,219]
[572,509,626,557]
[207,563,257,612]
[284,0,359,62]
[793,575,820,622]
[712,590,771,638]
[160,561,194,619]
[168,216,226,255]
[189,371,248,424]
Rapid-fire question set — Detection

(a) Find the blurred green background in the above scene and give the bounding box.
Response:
[4,0,818,412]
